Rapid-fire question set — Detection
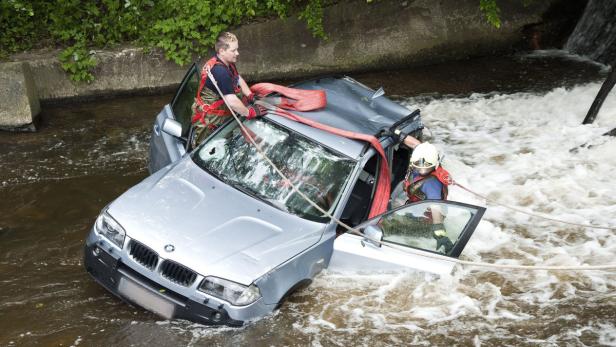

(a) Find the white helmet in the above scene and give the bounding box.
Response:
[410,142,440,175]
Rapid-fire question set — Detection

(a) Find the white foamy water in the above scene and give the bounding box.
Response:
[282,82,616,345]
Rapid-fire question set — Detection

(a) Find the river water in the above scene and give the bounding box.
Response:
[1,51,615,346]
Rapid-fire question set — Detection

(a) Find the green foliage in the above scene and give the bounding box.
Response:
[299,0,327,39]
[0,0,39,59]
[0,0,327,82]
[58,43,97,83]
[480,0,501,28]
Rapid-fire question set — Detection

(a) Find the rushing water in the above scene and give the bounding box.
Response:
[1,52,615,346]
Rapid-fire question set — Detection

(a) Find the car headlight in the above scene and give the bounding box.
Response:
[199,276,261,306]
[95,210,126,248]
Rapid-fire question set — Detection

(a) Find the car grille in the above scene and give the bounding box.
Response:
[129,241,159,270]
[160,260,198,287]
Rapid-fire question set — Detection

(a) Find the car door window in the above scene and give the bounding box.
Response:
[367,201,485,257]
[171,64,200,138]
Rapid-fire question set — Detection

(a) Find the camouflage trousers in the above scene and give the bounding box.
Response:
[191,87,243,147]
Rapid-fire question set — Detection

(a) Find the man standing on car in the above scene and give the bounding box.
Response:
[191,32,266,145]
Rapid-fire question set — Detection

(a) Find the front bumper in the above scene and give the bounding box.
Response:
[84,241,246,326]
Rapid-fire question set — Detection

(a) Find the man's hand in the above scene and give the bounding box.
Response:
[247,104,267,120]
[245,93,258,105]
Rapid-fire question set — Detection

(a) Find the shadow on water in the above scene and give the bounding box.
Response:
[0,52,611,346]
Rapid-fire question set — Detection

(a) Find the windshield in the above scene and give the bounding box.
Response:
[192,118,356,222]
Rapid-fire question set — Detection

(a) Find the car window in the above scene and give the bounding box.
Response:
[171,65,200,138]
[373,201,479,256]
[191,118,356,222]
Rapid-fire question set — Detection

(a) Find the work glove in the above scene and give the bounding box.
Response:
[245,93,258,105]
[432,223,447,237]
[431,223,454,253]
[246,104,267,120]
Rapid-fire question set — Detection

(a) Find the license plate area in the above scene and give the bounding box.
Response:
[118,277,175,319]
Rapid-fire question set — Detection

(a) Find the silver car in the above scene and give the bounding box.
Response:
[84,65,485,326]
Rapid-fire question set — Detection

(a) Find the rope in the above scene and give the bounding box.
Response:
[452,181,616,231]
[204,70,616,272]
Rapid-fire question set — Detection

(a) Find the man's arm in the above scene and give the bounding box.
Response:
[238,76,253,99]
[223,94,250,117]
[403,135,421,149]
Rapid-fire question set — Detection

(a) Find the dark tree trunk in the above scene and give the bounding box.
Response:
[582,66,616,124]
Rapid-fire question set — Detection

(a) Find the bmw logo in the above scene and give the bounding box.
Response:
[164,244,175,252]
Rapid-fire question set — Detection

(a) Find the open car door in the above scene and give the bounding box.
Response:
[329,200,485,275]
[148,63,200,173]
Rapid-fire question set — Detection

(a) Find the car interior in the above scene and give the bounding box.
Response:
[338,154,379,230]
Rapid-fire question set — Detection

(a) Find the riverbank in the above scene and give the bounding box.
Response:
[1,0,582,130]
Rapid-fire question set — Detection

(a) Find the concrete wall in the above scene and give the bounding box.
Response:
[237,0,555,80]
[0,62,40,131]
[2,0,563,129]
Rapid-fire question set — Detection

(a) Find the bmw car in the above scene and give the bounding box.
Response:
[83,64,485,326]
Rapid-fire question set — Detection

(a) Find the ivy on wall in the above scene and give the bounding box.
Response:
[0,0,502,83]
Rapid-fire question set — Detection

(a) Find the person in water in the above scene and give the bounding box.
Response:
[191,32,266,145]
[391,139,454,253]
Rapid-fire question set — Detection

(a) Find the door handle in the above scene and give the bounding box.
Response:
[153,124,161,136]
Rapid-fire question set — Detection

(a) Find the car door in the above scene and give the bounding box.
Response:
[148,63,200,173]
[329,200,485,275]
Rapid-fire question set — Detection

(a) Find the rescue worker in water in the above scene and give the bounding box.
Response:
[398,139,454,253]
[191,32,266,145]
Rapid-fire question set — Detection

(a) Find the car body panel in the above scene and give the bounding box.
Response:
[330,233,457,275]
[289,77,415,135]
[109,156,326,285]
[265,113,367,160]
[148,104,185,173]
[330,200,486,275]
[148,64,199,173]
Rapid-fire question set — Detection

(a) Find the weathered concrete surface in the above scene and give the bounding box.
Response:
[3,0,570,109]
[237,0,558,80]
[23,47,189,102]
[0,62,40,131]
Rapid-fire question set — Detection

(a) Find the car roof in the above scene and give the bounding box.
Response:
[265,76,414,159]
[290,76,413,135]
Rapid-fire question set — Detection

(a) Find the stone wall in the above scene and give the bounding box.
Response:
[2,0,569,130]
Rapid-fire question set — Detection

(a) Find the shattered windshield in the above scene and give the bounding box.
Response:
[192,118,356,222]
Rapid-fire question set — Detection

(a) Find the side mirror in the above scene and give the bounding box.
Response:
[361,225,383,248]
[162,118,182,138]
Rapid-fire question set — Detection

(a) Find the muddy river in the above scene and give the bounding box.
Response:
[1,51,614,346]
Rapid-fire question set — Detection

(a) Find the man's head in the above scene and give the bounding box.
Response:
[410,142,440,176]
[215,32,239,65]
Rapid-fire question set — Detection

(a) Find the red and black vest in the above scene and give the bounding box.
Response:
[192,56,244,128]
[404,166,451,202]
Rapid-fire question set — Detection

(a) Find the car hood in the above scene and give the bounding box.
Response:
[108,157,325,285]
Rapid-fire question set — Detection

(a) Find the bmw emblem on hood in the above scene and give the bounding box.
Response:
[164,244,175,252]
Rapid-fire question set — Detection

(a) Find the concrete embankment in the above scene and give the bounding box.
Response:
[1,0,576,131]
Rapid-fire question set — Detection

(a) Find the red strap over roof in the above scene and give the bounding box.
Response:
[250,83,391,218]
[250,83,327,111]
